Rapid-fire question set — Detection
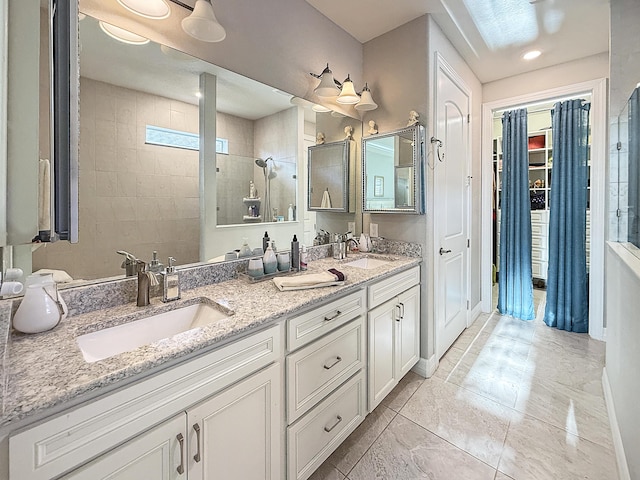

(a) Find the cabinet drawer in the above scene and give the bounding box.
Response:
[287,289,365,352]
[286,317,365,423]
[287,371,366,480]
[368,266,420,309]
[10,324,282,480]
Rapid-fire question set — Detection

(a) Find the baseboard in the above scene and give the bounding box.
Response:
[602,367,631,480]
[411,355,437,378]
[469,301,482,324]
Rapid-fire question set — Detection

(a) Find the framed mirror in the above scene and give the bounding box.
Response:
[307,139,355,213]
[362,124,425,214]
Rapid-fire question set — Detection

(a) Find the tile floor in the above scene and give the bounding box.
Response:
[311,289,618,480]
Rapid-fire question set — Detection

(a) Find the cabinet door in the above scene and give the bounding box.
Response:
[188,363,281,480]
[63,414,186,480]
[368,300,397,411]
[397,285,420,377]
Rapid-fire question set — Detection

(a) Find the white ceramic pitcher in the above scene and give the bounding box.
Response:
[13,273,68,334]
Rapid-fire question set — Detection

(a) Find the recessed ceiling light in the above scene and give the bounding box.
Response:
[99,21,150,45]
[523,50,542,60]
[195,91,202,98]
[117,0,171,20]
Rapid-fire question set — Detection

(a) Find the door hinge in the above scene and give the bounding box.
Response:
[467,113,471,123]
[467,238,470,248]
[466,300,470,309]
[617,208,621,217]
[617,141,622,151]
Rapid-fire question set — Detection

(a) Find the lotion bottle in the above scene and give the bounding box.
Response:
[291,234,300,271]
[263,241,277,274]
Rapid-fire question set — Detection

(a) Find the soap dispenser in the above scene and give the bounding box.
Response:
[162,257,181,302]
[263,241,277,274]
[238,237,253,257]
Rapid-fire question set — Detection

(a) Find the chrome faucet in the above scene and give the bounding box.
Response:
[136,260,159,307]
[117,250,139,277]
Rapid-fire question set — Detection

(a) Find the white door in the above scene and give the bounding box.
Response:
[434,55,471,359]
[188,363,281,480]
[63,414,186,480]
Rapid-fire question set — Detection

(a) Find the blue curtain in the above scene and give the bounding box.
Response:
[544,100,590,332]
[498,109,535,320]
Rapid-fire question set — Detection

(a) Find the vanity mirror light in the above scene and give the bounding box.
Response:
[362,124,425,214]
[307,139,355,213]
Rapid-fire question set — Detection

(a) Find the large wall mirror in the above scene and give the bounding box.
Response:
[362,125,425,214]
[6,3,362,288]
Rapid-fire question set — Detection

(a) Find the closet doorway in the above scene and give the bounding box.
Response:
[492,96,592,298]
[481,79,607,339]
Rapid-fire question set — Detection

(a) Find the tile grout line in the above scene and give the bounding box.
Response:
[396,410,504,473]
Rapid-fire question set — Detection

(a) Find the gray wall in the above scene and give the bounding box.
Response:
[606,1,640,477]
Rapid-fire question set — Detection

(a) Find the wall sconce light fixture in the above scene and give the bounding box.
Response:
[181,0,226,42]
[99,21,150,45]
[310,64,378,111]
[117,0,171,19]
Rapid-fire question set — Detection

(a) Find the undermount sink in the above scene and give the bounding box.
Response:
[76,302,231,363]
[342,257,390,270]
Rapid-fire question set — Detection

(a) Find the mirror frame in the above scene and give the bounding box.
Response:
[362,124,425,214]
[307,139,352,213]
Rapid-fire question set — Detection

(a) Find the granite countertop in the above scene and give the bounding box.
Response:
[0,253,420,430]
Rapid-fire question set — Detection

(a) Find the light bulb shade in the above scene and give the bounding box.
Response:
[117,0,170,19]
[312,104,332,113]
[314,66,339,97]
[182,0,226,43]
[99,21,150,45]
[336,76,360,104]
[355,84,378,111]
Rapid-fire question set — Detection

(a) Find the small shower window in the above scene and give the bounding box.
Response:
[145,125,228,154]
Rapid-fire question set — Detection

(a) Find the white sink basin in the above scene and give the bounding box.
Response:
[77,302,230,363]
[343,257,390,270]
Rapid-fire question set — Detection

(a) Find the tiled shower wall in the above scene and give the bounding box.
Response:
[33,78,200,280]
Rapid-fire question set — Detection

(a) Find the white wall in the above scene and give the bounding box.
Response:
[605,1,640,477]
[483,53,609,104]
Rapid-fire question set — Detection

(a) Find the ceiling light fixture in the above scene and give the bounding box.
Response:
[523,49,542,60]
[117,0,171,19]
[310,64,378,111]
[311,104,332,113]
[182,0,226,43]
[99,21,150,45]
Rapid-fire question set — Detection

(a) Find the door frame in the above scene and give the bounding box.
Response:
[433,52,473,359]
[481,78,608,340]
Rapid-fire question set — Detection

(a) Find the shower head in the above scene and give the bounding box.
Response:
[255,156,273,168]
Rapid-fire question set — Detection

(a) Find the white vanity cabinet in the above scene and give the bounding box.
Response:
[285,289,367,480]
[10,324,283,480]
[64,363,281,480]
[367,266,420,411]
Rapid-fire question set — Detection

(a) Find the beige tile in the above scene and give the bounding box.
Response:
[452,315,489,350]
[348,415,496,480]
[117,122,137,149]
[380,371,424,412]
[400,376,512,468]
[96,171,118,197]
[433,346,466,380]
[494,472,514,480]
[308,462,345,480]
[95,93,116,122]
[116,96,136,125]
[532,325,605,361]
[483,315,537,344]
[514,374,613,448]
[499,413,618,480]
[95,120,116,147]
[327,405,396,475]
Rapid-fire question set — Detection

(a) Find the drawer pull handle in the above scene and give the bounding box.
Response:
[176,433,185,475]
[193,423,202,463]
[324,356,342,370]
[396,304,402,321]
[324,415,343,433]
[324,310,342,321]
[400,302,405,319]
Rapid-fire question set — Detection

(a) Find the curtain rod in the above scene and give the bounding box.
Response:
[492,93,592,117]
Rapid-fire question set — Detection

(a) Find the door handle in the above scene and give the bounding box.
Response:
[193,423,202,463]
[399,302,405,319]
[439,248,451,255]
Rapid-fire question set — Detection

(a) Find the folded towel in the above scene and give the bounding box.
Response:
[320,188,332,208]
[273,269,347,291]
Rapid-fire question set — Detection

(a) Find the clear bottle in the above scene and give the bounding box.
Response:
[300,245,308,271]
[287,204,294,221]
[262,241,278,274]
